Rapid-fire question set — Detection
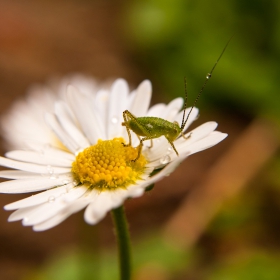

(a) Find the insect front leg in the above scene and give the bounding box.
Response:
[122,110,133,146]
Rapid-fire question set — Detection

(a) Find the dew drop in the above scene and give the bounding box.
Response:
[47,165,54,175]
[166,146,173,154]
[66,185,72,193]
[160,155,171,165]
[206,73,212,79]
[48,196,55,203]
[111,116,118,124]
[62,179,69,185]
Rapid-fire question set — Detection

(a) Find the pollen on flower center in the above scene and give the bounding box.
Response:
[71,137,147,190]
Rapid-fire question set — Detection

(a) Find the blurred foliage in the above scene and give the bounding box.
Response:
[23,234,191,280]
[122,0,280,123]
[200,156,280,280]
[206,251,280,280]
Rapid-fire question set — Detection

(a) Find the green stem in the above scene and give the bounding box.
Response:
[111,205,131,280]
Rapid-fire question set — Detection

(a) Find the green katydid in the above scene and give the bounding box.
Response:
[122,39,231,161]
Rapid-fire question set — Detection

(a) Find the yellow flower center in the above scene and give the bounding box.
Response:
[71,138,147,191]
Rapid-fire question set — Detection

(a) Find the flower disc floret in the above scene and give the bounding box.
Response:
[72,138,147,190]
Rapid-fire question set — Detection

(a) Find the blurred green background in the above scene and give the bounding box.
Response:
[0,0,280,279]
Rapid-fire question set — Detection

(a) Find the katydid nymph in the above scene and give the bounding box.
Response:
[122,40,231,161]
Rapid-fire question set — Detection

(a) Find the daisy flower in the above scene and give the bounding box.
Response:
[0,75,227,231]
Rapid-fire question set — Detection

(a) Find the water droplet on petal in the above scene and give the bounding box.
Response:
[160,155,171,165]
[48,196,55,203]
[166,146,173,154]
[47,165,54,175]
[23,217,29,222]
[111,116,118,124]
[206,73,212,79]
[62,179,69,185]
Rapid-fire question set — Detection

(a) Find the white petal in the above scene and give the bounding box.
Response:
[126,90,137,110]
[0,157,70,174]
[84,190,114,224]
[45,113,79,154]
[1,90,55,149]
[66,85,105,144]
[8,205,40,222]
[147,103,166,117]
[33,197,90,231]
[0,178,69,193]
[4,183,75,210]
[129,80,152,116]
[107,79,129,139]
[5,150,72,167]
[175,121,218,147]
[22,186,87,226]
[94,89,109,129]
[126,183,146,198]
[186,131,228,154]
[163,98,184,121]
[141,154,188,189]
[24,143,75,161]
[0,170,42,179]
[33,211,71,231]
[54,102,90,149]
[143,136,170,162]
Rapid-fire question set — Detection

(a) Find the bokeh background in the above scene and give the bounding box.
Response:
[0,0,280,279]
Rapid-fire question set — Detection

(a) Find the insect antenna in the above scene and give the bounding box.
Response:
[181,37,233,131]
[180,76,188,129]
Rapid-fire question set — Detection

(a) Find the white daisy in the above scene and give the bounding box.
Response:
[0,75,227,231]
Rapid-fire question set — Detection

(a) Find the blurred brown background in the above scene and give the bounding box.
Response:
[0,0,280,280]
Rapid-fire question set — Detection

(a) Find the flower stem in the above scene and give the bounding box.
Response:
[111,205,131,280]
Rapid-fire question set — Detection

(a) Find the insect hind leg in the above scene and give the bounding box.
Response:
[166,139,179,156]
